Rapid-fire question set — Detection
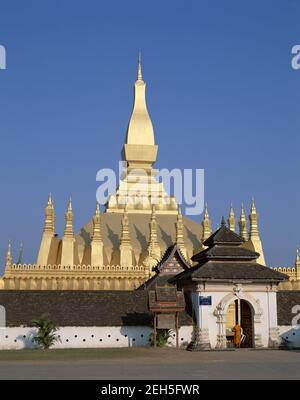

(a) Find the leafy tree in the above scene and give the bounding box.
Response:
[31,314,59,350]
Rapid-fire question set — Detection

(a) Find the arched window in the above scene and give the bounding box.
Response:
[0,305,6,327]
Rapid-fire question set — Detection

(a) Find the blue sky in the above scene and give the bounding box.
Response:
[0,0,299,271]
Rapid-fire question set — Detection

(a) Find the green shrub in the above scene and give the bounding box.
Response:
[149,329,174,347]
[31,314,59,350]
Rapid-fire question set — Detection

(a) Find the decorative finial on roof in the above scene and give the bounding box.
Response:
[221,216,226,228]
[204,203,209,218]
[48,193,53,207]
[228,203,236,232]
[5,240,12,269]
[137,49,143,81]
[241,202,245,217]
[251,196,256,214]
[68,197,73,212]
[239,203,247,241]
[95,202,100,216]
[17,242,24,265]
[296,243,299,262]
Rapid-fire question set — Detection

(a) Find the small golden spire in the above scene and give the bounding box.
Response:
[251,196,257,214]
[176,206,187,259]
[68,197,73,212]
[137,49,143,81]
[48,193,53,207]
[228,203,236,232]
[296,244,300,278]
[6,240,12,269]
[202,203,212,241]
[64,197,74,238]
[239,203,247,241]
[92,202,102,242]
[44,194,55,234]
[249,197,259,238]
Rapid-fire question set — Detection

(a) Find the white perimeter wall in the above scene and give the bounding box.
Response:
[0,326,193,350]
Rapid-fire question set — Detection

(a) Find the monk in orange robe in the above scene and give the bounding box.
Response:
[233,324,241,348]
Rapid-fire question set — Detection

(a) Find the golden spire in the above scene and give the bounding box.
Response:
[296,244,300,279]
[176,206,187,259]
[64,197,74,238]
[5,240,12,269]
[120,206,133,268]
[149,205,158,246]
[48,193,53,207]
[17,242,24,265]
[228,203,236,232]
[202,203,212,241]
[92,202,102,242]
[121,206,131,245]
[249,197,259,239]
[91,203,104,267]
[147,205,160,259]
[248,197,266,265]
[123,52,157,168]
[239,203,248,241]
[44,193,55,234]
[137,49,143,81]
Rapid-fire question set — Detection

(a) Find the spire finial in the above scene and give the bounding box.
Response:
[95,202,100,215]
[17,242,24,265]
[204,202,209,217]
[48,193,53,207]
[137,49,143,81]
[6,240,12,269]
[221,216,226,227]
[68,197,72,212]
[228,203,236,232]
[297,243,299,261]
[251,196,256,213]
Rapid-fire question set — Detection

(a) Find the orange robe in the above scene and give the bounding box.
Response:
[233,324,241,347]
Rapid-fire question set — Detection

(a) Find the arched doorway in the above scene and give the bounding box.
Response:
[226,299,254,348]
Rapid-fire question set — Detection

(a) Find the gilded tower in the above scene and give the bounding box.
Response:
[249,198,265,266]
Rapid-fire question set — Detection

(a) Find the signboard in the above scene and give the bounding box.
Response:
[157,314,175,329]
[199,296,212,306]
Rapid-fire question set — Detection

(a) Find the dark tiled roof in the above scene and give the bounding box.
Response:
[154,244,190,272]
[173,262,288,283]
[175,224,288,284]
[192,244,259,263]
[0,290,193,327]
[202,225,244,248]
[277,291,300,325]
[139,244,190,290]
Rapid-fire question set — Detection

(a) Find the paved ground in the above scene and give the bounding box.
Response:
[1,348,300,380]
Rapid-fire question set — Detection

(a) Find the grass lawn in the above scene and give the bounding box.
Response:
[0,347,161,361]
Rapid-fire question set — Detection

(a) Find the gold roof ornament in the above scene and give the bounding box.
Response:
[64,197,74,238]
[5,240,12,270]
[248,197,266,265]
[202,203,212,241]
[239,203,248,241]
[228,203,236,232]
